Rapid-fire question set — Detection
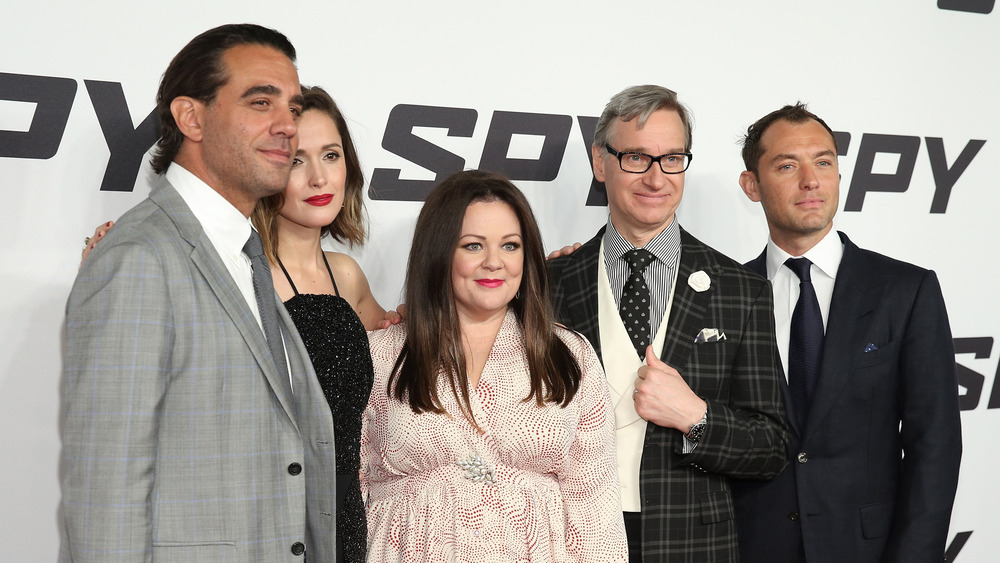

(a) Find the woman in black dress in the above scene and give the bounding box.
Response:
[253,86,385,562]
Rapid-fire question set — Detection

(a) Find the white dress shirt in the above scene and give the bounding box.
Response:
[167,164,292,390]
[167,164,261,329]
[764,228,844,380]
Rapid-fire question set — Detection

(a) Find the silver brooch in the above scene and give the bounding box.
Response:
[456,454,496,485]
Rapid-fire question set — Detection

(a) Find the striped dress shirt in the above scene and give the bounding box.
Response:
[602,218,682,346]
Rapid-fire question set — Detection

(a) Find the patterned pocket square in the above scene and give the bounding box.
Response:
[694,328,726,344]
[864,343,879,353]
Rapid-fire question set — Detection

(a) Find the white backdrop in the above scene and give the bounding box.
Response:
[1,1,997,559]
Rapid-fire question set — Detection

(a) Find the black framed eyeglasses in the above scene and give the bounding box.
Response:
[605,144,693,174]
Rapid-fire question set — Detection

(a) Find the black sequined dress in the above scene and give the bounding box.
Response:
[278,254,373,563]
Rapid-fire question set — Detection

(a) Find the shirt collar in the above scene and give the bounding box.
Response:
[603,216,681,267]
[765,228,844,281]
[166,163,254,257]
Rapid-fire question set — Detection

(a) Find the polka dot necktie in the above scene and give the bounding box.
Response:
[620,248,656,358]
[785,257,824,429]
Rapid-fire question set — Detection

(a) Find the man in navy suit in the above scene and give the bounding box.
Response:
[731,103,962,563]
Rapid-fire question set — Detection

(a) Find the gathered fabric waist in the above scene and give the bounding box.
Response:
[367,460,560,505]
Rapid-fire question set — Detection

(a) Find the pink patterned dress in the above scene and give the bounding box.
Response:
[361,310,628,562]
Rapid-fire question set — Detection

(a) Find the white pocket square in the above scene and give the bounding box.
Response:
[694,328,726,343]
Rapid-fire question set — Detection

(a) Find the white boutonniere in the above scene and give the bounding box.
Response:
[688,270,711,292]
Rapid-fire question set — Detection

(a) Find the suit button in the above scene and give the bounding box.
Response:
[288,462,302,476]
[797,452,809,463]
[291,542,305,556]
[787,512,800,521]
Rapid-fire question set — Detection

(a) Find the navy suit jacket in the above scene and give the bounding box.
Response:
[548,225,789,563]
[732,231,962,563]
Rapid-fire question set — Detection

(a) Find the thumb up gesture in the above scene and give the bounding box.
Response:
[633,346,708,432]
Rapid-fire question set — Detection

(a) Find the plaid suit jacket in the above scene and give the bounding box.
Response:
[548,225,790,563]
[61,179,337,562]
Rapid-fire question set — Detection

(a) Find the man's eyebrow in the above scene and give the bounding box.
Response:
[769,149,837,164]
[769,153,800,163]
[240,84,281,98]
[620,146,687,155]
[240,86,304,108]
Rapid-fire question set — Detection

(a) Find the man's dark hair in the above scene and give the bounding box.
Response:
[150,23,296,174]
[741,102,837,176]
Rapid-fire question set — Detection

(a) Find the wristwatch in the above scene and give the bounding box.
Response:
[684,408,708,443]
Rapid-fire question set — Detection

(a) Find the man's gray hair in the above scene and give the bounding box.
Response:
[592,85,693,152]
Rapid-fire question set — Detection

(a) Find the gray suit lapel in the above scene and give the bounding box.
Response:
[150,180,299,426]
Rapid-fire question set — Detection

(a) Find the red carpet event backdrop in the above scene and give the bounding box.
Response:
[0,1,996,559]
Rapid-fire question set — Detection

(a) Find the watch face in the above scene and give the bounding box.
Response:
[686,414,707,442]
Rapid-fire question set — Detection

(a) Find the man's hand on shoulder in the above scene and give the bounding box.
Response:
[546,242,582,260]
[374,304,405,330]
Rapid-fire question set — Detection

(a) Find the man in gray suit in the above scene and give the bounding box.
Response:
[61,24,336,561]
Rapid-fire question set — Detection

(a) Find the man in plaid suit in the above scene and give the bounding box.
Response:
[547,85,790,562]
[60,25,336,561]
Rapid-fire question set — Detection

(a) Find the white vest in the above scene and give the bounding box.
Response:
[597,241,677,512]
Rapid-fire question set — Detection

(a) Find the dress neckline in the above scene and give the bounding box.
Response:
[276,252,340,297]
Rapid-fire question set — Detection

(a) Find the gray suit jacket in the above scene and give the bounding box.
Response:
[61,179,337,562]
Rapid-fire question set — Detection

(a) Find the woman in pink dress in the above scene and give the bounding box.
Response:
[362,170,628,562]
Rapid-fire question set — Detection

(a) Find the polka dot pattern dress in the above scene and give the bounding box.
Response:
[361,310,628,562]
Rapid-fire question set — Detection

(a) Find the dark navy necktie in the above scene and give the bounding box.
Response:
[243,230,290,386]
[620,248,656,358]
[785,257,824,428]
